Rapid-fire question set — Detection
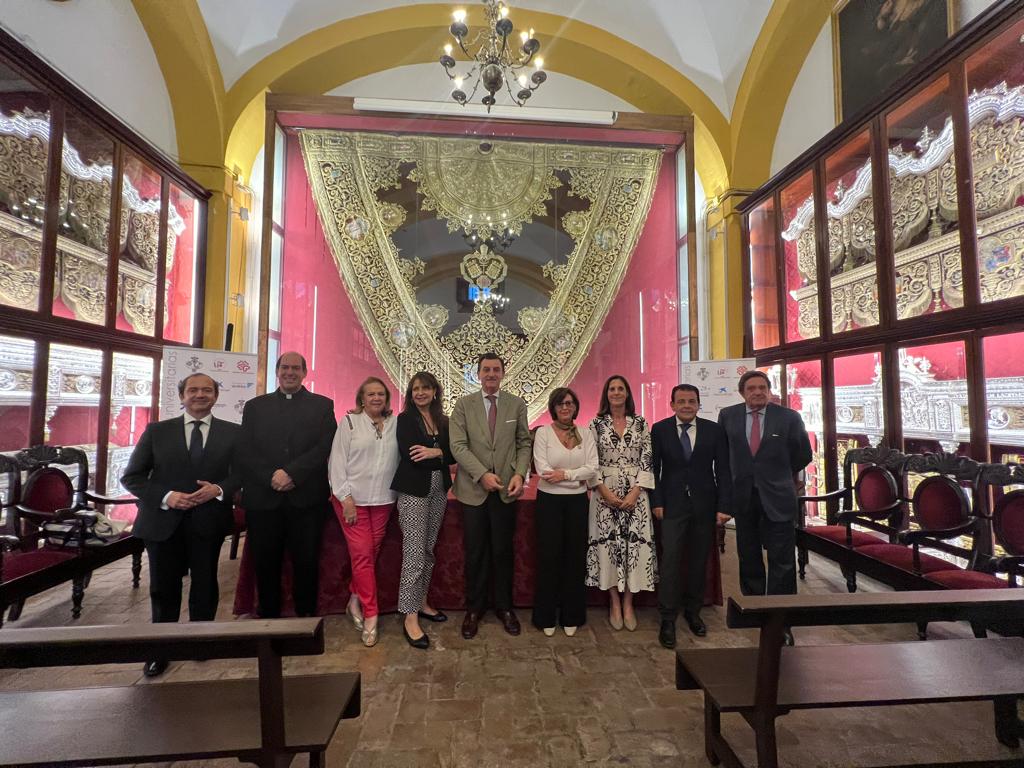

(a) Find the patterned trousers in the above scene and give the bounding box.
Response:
[397,470,447,615]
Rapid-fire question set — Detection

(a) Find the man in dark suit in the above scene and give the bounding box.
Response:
[652,384,731,649]
[121,372,240,677]
[237,351,336,618]
[718,371,812,612]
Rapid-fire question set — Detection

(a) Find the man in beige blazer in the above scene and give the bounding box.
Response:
[450,352,532,639]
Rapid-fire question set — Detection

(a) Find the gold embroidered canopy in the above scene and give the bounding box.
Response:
[300,129,662,420]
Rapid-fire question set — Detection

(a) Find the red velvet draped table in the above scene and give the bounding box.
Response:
[233,479,723,617]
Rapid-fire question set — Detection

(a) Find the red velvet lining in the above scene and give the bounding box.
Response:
[805,525,883,548]
[856,466,897,515]
[856,543,951,573]
[926,569,1009,589]
[995,492,1024,555]
[22,469,73,515]
[914,478,968,531]
[1,549,75,582]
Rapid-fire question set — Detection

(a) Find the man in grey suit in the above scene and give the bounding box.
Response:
[449,352,532,639]
[718,371,812,608]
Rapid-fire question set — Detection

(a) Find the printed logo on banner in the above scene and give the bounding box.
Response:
[160,348,258,424]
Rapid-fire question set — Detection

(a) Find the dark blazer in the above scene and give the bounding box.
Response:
[121,415,240,542]
[391,410,455,497]
[650,416,731,518]
[236,387,337,510]
[717,401,813,523]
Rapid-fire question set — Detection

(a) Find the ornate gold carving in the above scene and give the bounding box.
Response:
[459,244,507,289]
[300,130,661,420]
[408,138,559,238]
[0,212,40,309]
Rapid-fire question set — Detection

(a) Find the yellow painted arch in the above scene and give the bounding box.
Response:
[223,5,732,194]
[729,0,833,188]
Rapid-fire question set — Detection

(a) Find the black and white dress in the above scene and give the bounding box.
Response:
[585,414,658,592]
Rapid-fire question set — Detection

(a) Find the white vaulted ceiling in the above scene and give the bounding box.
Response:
[195,0,772,118]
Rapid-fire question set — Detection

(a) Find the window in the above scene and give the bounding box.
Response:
[748,197,780,350]
[983,330,1024,464]
[780,172,819,342]
[897,339,969,456]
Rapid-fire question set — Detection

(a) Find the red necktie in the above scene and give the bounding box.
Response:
[749,410,761,455]
[487,395,497,438]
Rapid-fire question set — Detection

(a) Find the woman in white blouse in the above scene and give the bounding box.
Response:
[532,387,599,636]
[328,376,399,647]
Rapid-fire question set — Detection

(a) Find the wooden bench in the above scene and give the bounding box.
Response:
[0,618,360,767]
[676,590,1024,768]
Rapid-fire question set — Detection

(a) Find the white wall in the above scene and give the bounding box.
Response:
[769,20,834,178]
[0,0,178,160]
[326,63,639,113]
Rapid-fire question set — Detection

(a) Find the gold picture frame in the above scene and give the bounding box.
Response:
[832,0,960,123]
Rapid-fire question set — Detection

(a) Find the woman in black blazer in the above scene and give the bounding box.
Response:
[391,371,456,649]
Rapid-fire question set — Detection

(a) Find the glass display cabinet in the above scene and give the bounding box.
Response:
[740,1,1024,500]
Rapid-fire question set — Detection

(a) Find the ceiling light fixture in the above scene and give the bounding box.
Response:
[440,1,546,112]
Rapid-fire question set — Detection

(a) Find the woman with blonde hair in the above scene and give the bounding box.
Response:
[329,376,398,646]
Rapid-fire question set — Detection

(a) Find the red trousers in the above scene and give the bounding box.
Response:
[338,503,392,618]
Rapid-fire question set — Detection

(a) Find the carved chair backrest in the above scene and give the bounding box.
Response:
[15,446,89,518]
[904,452,985,564]
[841,446,908,528]
[978,462,1024,559]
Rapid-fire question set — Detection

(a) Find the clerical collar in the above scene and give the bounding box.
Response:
[277,387,304,401]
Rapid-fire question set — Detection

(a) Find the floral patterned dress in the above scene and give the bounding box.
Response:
[585,414,658,592]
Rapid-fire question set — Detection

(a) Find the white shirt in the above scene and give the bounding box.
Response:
[675,416,697,450]
[329,411,399,506]
[532,424,599,495]
[161,413,222,509]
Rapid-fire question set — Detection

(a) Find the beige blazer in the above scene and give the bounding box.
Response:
[449,390,532,506]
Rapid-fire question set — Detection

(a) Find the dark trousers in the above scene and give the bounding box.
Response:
[144,514,224,623]
[658,506,713,620]
[532,490,588,629]
[462,491,516,613]
[735,490,797,596]
[246,505,324,618]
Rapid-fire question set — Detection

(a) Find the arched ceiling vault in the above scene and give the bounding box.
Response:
[133,0,832,200]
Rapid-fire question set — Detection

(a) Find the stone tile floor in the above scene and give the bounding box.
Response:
[1,537,1021,767]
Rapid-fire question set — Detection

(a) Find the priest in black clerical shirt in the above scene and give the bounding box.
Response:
[236,351,337,618]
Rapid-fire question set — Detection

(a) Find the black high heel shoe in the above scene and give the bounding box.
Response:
[404,624,430,649]
[417,609,448,623]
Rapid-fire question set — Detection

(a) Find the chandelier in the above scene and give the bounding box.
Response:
[440,1,547,111]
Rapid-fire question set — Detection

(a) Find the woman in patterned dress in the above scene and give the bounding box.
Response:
[586,375,658,630]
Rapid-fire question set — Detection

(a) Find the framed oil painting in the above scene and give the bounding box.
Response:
[833,0,958,122]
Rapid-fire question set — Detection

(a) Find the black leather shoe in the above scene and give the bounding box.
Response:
[462,611,481,640]
[418,609,448,623]
[496,609,521,636]
[658,620,676,649]
[783,629,795,646]
[403,625,430,650]
[684,612,707,637]
[143,660,168,678]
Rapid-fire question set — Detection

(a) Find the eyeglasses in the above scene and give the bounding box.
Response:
[556,401,575,409]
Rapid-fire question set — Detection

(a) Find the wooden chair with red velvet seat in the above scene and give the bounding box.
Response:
[797,445,908,592]
[985,463,1024,589]
[1,446,143,626]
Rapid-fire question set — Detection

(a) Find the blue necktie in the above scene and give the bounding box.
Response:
[679,422,692,462]
[189,420,204,469]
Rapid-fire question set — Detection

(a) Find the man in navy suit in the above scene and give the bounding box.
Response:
[718,371,812,609]
[652,384,731,649]
[122,372,240,676]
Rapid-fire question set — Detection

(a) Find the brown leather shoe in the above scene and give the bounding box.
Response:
[496,609,521,636]
[461,611,481,640]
